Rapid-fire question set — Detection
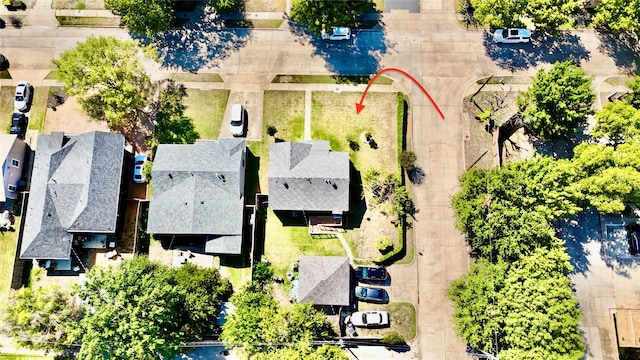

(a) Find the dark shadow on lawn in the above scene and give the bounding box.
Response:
[484,32,590,71]
[345,162,366,230]
[287,19,389,76]
[596,31,640,74]
[134,3,251,72]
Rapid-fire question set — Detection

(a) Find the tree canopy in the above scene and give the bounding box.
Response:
[53,36,153,141]
[221,282,342,359]
[470,0,580,34]
[592,0,640,34]
[152,81,199,146]
[290,0,376,35]
[592,101,640,147]
[627,75,640,109]
[105,0,174,36]
[519,61,595,137]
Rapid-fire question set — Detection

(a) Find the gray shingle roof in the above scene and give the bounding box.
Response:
[297,256,351,306]
[20,131,125,259]
[268,141,349,213]
[147,139,246,254]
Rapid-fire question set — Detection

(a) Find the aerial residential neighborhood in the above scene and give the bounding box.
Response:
[0,0,639,359]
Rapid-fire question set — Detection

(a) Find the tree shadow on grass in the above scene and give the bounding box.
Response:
[135,4,252,72]
[484,32,590,71]
[596,31,640,74]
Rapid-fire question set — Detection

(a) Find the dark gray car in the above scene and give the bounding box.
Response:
[355,286,389,303]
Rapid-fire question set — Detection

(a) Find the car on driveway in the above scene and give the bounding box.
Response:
[355,266,388,282]
[355,286,389,303]
[10,113,25,138]
[492,28,531,44]
[321,26,351,41]
[349,311,389,327]
[14,81,31,112]
[133,154,147,184]
[229,103,245,137]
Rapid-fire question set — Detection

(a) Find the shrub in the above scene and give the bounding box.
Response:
[76,2,85,9]
[381,332,405,345]
[267,125,278,137]
[142,160,153,182]
[376,236,393,253]
[399,151,417,171]
[253,261,273,285]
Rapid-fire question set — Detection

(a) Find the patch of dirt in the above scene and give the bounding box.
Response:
[118,200,139,254]
[43,96,109,134]
[350,209,399,261]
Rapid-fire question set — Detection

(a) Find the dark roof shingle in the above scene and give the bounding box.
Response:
[297,256,351,306]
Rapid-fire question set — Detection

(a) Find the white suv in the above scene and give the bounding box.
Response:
[321,26,352,41]
[14,81,31,112]
[492,28,531,44]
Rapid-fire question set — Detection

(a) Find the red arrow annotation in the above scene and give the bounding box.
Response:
[355,67,445,120]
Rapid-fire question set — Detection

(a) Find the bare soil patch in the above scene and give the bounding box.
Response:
[349,210,399,261]
[43,96,109,134]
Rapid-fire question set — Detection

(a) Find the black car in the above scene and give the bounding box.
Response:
[355,286,389,303]
[355,266,388,282]
[10,113,25,138]
[626,223,640,256]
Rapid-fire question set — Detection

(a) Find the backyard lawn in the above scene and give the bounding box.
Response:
[0,217,19,304]
[28,87,49,132]
[311,91,398,173]
[183,89,229,139]
[264,211,346,277]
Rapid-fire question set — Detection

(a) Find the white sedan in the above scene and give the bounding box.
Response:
[349,311,389,327]
[492,28,531,44]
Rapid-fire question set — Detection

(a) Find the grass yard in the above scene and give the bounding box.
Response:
[29,87,49,132]
[183,89,229,139]
[356,301,416,341]
[0,217,19,304]
[169,73,223,83]
[56,16,121,26]
[311,91,398,173]
[248,19,283,28]
[244,0,286,12]
[271,74,393,85]
[0,86,15,133]
[253,90,305,191]
[44,71,58,80]
[0,354,53,359]
[264,211,346,277]
[0,71,12,80]
[51,0,104,9]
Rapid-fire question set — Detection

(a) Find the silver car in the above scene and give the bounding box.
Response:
[14,81,31,112]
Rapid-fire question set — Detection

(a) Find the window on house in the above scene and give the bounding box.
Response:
[7,184,16,192]
[11,159,19,168]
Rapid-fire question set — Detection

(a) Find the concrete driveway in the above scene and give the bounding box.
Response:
[221,90,263,141]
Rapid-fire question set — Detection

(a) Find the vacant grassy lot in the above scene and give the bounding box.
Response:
[29,87,49,132]
[0,87,15,133]
[183,89,229,139]
[0,217,19,303]
[311,91,398,173]
[264,211,346,277]
[252,90,305,191]
[356,301,416,341]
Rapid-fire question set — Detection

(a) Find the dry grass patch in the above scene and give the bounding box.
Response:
[52,0,104,9]
[0,87,15,133]
[244,0,285,12]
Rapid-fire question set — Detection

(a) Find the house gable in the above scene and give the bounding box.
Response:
[297,256,351,306]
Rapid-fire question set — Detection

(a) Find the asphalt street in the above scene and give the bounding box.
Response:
[0,0,634,359]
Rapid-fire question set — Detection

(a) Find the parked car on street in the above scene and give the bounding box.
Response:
[321,26,351,41]
[626,223,640,256]
[133,154,147,184]
[9,113,25,138]
[355,266,388,282]
[492,28,531,44]
[14,81,31,112]
[355,286,389,303]
[229,103,245,137]
[349,311,389,327]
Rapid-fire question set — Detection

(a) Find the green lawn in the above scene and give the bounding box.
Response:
[0,86,15,133]
[311,91,398,173]
[244,0,286,11]
[254,90,305,191]
[249,19,283,28]
[56,16,121,26]
[169,73,223,83]
[271,75,393,85]
[0,354,53,359]
[264,211,346,277]
[29,87,49,132]
[0,217,19,304]
[357,302,416,341]
[183,89,230,139]
[0,71,12,80]
[44,71,58,80]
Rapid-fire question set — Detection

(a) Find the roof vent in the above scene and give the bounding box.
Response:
[168,173,173,179]
[325,179,332,185]
[284,182,289,189]
[217,174,225,182]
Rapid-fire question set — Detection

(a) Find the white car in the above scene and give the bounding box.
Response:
[492,28,531,44]
[14,81,31,112]
[133,154,147,184]
[229,103,245,137]
[349,311,389,327]
[321,26,351,41]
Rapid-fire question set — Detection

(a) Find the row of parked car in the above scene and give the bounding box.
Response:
[349,266,390,328]
[10,81,31,138]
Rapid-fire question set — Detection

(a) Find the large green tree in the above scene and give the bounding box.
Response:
[519,61,595,137]
[53,37,153,141]
[105,0,174,36]
[69,257,231,360]
[470,0,580,34]
[290,0,375,35]
[452,156,581,260]
[592,101,640,147]
[3,284,80,353]
[593,0,640,34]
[627,75,640,109]
[153,81,199,145]
[221,283,340,359]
